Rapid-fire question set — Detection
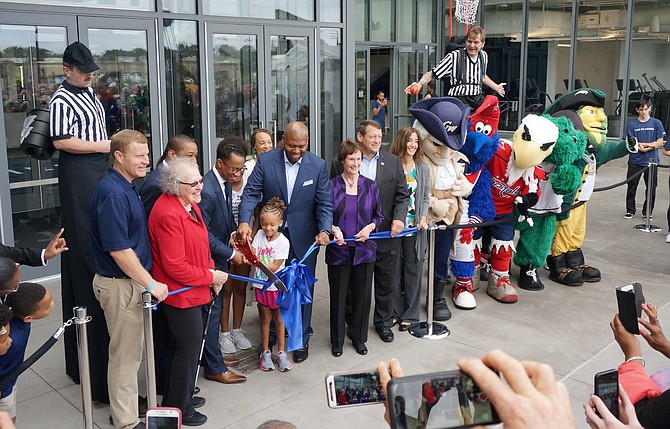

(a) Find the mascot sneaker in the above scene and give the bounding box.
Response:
[486,272,519,303]
[452,279,476,310]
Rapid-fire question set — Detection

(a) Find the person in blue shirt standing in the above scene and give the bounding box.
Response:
[371,91,388,135]
[623,98,666,221]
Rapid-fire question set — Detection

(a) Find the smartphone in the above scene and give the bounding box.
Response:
[146,407,182,429]
[616,283,645,334]
[325,369,386,408]
[387,370,500,429]
[594,369,619,419]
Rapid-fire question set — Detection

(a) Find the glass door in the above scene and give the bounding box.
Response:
[355,47,369,125]
[264,27,315,153]
[205,24,316,164]
[0,15,76,279]
[78,17,161,163]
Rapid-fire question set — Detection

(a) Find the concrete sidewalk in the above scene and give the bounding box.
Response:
[16,164,670,429]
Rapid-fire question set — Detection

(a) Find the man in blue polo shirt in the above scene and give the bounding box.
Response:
[90,129,168,429]
[623,98,666,221]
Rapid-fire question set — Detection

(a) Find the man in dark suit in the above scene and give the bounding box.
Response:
[1,228,67,266]
[139,134,198,216]
[199,137,247,384]
[237,121,333,363]
[331,120,409,343]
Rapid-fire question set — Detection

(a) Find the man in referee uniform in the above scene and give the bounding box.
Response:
[49,41,112,402]
[405,26,506,108]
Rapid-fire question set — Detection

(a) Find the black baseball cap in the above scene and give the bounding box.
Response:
[62,42,99,73]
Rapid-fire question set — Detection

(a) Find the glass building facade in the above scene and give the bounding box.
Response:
[0,0,667,280]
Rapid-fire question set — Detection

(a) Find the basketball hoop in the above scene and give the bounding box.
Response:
[455,0,479,24]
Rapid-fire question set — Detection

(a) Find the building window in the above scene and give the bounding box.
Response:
[203,0,314,21]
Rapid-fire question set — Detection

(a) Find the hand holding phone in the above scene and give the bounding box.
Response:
[594,369,619,419]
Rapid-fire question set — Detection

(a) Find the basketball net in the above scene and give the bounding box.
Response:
[455,0,479,24]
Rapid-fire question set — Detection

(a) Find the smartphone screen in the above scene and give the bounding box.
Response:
[325,370,386,408]
[387,370,499,429]
[594,369,619,419]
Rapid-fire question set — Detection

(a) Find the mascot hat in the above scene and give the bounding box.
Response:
[468,95,500,134]
[545,88,605,115]
[409,97,470,150]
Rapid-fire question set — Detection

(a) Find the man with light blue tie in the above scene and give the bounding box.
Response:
[237,121,333,363]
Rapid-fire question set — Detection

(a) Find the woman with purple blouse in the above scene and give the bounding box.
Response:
[326,140,383,357]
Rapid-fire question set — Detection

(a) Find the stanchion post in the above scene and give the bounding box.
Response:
[141,292,157,409]
[634,159,662,232]
[73,306,93,429]
[408,222,450,339]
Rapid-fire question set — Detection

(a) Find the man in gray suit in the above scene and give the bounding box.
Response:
[331,120,410,343]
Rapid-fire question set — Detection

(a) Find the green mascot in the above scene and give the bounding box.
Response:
[516,88,634,289]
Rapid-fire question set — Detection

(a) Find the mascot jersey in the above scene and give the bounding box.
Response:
[488,140,545,215]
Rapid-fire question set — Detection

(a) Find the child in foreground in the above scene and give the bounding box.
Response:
[251,198,292,372]
[0,283,54,422]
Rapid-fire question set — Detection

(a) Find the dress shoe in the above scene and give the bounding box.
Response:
[223,356,240,367]
[204,370,247,384]
[293,345,309,363]
[376,326,394,343]
[354,343,368,355]
[182,410,207,426]
[192,396,206,409]
[331,346,343,357]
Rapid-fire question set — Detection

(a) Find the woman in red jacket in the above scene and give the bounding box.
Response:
[148,158,228,426]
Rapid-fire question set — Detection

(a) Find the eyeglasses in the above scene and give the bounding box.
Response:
[179,179,204,188]
[0,282,20,303]
[222,159,247,174]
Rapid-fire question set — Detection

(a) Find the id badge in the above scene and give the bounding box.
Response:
[587,159,596,175]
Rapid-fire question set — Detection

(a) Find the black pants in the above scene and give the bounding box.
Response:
[373,240,402,328]
[635,389,670,429]
[161,304,203,416]
[328,248,374,348]
[626,163,657,216]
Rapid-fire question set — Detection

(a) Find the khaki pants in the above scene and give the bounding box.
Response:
[552,203,587,256]
[93,274,144,429]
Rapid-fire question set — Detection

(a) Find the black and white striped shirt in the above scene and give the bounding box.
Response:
[433,49,488,97]
[49,80,107,142]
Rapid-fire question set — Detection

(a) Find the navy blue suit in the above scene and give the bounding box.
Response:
[138,163,166,218]
[238,148,333,346]
[198,169,235,375]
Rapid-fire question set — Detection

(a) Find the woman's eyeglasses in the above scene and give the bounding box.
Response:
[179,179,204,188]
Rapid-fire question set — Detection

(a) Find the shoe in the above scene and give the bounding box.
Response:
[223,356,240,367]
[666,233,670,243]
[293,345,309,363]
[452,279,476,310]
[376,326,394,343]
[354,343,368,355]
[192,396,205,409]
[331,346,343,357]
[218,331,236,354]
[182,410,207,426]
[517,265,544,291]
[260,350,275,371]
[431,277,452,321]
[624,212,634,219]
[231,329,252,350]
[546,254,584,286]
[486,272,519,303]
[565,249,601,283]
[204,370,247,384]
[399,322,412,332]
[277,351,293,372]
